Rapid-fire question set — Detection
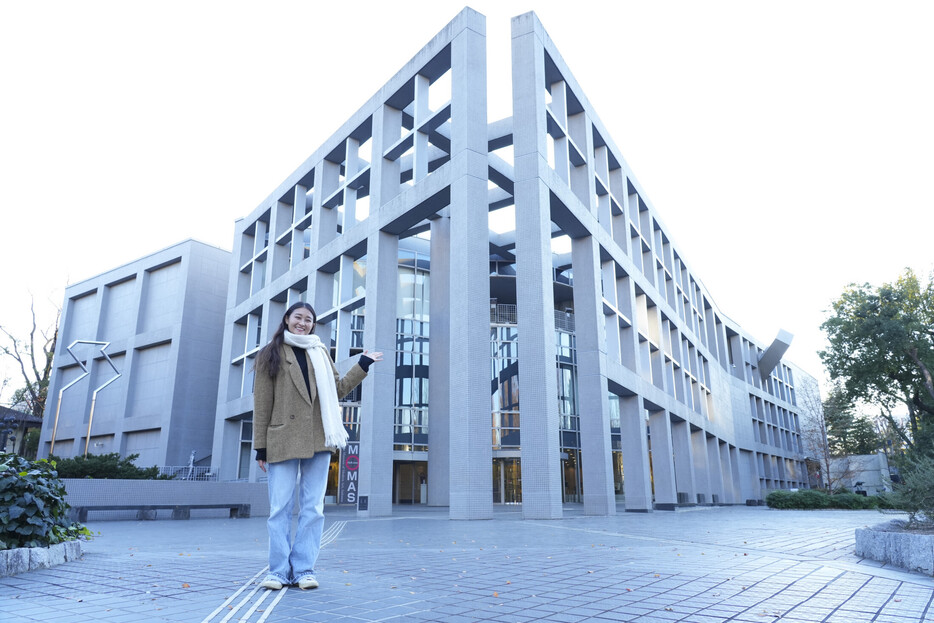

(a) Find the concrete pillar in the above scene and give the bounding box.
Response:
[670,420,696,504]
[549,80,569,183]
[718,442,734,504]
[356,230,398,518]
[378,104,402,206]
[707,436,725,504]
[648,410,677,510]
[271,201,291,276]
[447,13,492,520]
[594,145,612,230]
[571,235,615,516]
[334,255,356,358]
[729,445,744,503]
[351,74,406,517]
[313,160,338,250]
[619,396,652,512]
[602,261,622,365]
[567,102,593,207]
[290,184,308,268]
[512,13,562,519]
[427,214,451,507]
[312,271,334,343]
[741,451,760,502]
[691,429,711,504]
[343,139,360,225]
[414,75,430,183]
[617,276,639,372]
[648,306,666,392]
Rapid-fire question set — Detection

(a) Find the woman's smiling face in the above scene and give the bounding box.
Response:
[287,308,315,335]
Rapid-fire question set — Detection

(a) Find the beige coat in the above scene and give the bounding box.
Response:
[253,345,367,463]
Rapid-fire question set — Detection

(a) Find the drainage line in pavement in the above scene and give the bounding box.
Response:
[240,585,276,622]
[218,584,266,623]
[199,523,346,623]
[200,566,268,623]
[256,587,289,623]
[321,520,347,547]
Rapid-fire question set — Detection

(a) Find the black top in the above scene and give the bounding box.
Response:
[291,346,312,397]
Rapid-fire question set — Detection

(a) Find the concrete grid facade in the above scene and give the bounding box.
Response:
[211,8,812,519]
[40,240,230,469]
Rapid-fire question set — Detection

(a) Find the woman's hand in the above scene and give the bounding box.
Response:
[363,350,383,363]
[257,460,267,473]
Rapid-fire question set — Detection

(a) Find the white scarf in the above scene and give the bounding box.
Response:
[283,331,349,450]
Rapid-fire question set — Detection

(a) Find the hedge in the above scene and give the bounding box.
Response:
[766,489,888,510]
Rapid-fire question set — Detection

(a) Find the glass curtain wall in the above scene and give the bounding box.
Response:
[393,249,430,503]
[490,308,583,504]
[609,393,624,500]
[556,329,581,503]
[491,319,521,504]
[394,250,430,453]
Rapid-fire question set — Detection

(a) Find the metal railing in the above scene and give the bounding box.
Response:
[156,465,216,481]
[489,304,576,332]
[490,304,517,324]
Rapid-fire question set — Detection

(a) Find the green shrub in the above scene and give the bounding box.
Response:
[765,490,796,509]
[50,452,171,480]
[875,494,897,510]
[883,454,934,529]
[827,492,878,510]
[795,489,831,509]
[766,488,888,510]
[0,453,91,550]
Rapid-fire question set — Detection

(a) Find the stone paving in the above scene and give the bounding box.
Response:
[1,505,932,622]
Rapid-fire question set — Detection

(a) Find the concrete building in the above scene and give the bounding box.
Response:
[41,240,230,469]
[830,453,892,495]
[211,8,814,519]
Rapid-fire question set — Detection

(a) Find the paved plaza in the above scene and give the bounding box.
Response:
[1,505,932,622]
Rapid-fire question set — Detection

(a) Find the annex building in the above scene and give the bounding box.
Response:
[210,8,813,520]
[40,240,230,470]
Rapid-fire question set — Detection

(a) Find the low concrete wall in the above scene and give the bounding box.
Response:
[855,520,934,576]
[0,541,82,577]
[63,479,271,521]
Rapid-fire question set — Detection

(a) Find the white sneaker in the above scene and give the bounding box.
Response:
[297,575,319,590]
[260,576,283,590]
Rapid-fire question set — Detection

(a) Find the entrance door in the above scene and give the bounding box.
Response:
[492,458,522,504]
[561,449,582,503]
[393,461,427,504]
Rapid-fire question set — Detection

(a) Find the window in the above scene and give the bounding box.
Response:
[238,421,253,480]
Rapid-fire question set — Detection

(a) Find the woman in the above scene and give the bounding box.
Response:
[253,301,381,590]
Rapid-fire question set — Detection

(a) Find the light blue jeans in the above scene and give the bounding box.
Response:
[265,452,331,584]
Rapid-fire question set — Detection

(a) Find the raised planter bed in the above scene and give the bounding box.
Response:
[855,520,934,576]
[0,541,83,577]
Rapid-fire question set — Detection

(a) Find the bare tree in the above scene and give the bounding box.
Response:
[1,297,59,424]
[874,405,910,458]
[796,377,858,491]
[798,377,829,488]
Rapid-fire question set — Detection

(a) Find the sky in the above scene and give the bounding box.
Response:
[2,0,933,404]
